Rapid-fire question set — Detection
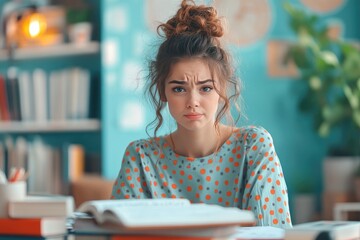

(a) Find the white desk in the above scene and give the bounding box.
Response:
[334,202,360,220]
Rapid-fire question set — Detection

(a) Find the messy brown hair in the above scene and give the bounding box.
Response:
[146,0,241,137]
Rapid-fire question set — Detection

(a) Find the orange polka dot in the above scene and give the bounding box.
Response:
[259,137,264,142]
[179,179,184,184]
[162,165,168,170]
[116,189,120,194]
[263,204,267,210]
[159,173,164,179]
[208,159,213,164]
[224,180,229,185]
[226,140,232,145]
[234,178,239,184]
[187,157,195,161]
[216,166,220,171]
[163,182,168,187]
[153,181,158,186]
[187,186,192,192]
[229,157,234,162]
[225,167,230,173]
[206,195,211,200]
[161,193,166,198]
[234,162,240,167]
[130,183,134,188]
[258,214,263,219]
[124,194,130,199]
[236,154,241,159]
[188,175,193,180]
[267,177,272,183]
[277,197,282,202]
[131,156,136,161]
[135,147,140,152]
[249,160,254,166]
[206,176,211,182]
[172,170,176,175]
[125,151,130,156]
[276,180,281,185]
[286,217,291,223]
[139,188,143,193]
[196,193,200,198]
[269,157,274,161]
[153,151,158,155]
[278,208,283,213]
[173,160,178,165]
[200,169,206,175]
[126,176,132,181]
[262,164,267,170]
[270,189,276,195]
[126,168,131,174]
[255,195,261,201]
[198,185,203,190]
[252,133,257,138]
[226,191,232,196]
[180,170,185,176]
[258,175,263,180]
[246,183,251,188]
[171,194,176,198]
[273,219,279,224]
[264,152,269,157]
[144,166,150,172]
[232,148,237,154]
[171,184,177,189]
[270,210,275,215]
[134,167,139,172]
[265,197,269,202]
[218,197,223,202]
[252,146,258,151]
[160,154,165,159]
[215,180,219,186]
[251,171,255,177]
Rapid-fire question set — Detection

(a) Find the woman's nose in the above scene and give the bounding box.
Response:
[186,92,199,108]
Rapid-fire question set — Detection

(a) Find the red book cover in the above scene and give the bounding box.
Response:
[0,218,66,236]
[0,75,10,121]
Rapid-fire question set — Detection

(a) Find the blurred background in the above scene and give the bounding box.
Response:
[0,0,359,224]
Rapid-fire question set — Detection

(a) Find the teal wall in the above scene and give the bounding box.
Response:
[101,0,360,205]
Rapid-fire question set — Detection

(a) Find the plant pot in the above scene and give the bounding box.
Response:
[68,22,92,45]
[294,193,316,224]
[354,177,360,202]
[323,156,359,193]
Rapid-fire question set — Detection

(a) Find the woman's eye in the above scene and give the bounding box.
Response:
[201,86,213,92]
[173,87,185,93]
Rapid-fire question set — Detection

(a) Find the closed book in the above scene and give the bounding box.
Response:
[0,74,10,121]
[8,195,74,218]
[0,217,67,237]
[284,221,360,240]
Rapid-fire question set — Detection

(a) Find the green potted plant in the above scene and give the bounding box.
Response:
[66,4,92,44]
[283,2,360,194]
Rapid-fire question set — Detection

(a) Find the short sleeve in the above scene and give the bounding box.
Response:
[241,127,292,228]
[110,141,151,199]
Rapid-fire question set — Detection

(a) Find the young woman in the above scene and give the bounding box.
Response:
[111,0,292,228]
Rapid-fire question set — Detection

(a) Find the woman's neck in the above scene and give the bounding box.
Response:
[169,124,232,158]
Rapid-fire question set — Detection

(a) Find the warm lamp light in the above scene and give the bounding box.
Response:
[22,12,47,39]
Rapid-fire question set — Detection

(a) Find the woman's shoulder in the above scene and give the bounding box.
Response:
[126,136,166,150]
[233,125,274,143]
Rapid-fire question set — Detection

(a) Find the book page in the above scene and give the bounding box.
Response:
[77,198,191,222]
[103,203,255,229]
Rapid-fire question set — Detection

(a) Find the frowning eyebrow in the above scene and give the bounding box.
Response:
[168,79,214,85]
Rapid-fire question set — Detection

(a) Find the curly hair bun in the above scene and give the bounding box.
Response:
[158,0,224,39]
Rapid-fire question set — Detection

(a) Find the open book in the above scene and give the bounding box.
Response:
[76,198,255,231]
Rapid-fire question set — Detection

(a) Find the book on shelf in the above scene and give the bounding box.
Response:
[0,217,67,237]
[284,221,360,240]
[75,198,255,233]
[8,195,74,218]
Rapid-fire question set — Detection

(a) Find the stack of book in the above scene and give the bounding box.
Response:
[0,195,74,239]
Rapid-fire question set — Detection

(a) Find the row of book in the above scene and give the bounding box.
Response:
[2,196,360,239]
[0,67,91,122]
[0,136,90,195]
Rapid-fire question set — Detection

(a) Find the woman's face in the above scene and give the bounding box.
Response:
[164,58,220,132]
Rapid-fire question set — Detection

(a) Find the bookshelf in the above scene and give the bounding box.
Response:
[0,42,100,61]
[0,120,101,133]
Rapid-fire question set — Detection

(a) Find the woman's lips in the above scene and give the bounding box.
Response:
[184,114,203,120]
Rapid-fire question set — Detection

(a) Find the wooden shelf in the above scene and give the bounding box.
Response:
[0,119,101,133]
[0,42,100,60]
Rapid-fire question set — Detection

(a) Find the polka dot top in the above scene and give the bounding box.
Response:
[111,126,292,228]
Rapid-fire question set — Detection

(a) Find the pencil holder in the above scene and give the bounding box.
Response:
[0,181,26,218]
